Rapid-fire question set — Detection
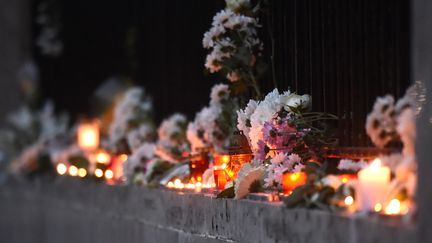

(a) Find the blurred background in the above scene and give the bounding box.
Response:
[1,0,410,146]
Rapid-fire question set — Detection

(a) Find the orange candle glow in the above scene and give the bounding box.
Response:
[78,121,100,151]
[213,165,228,190]
[338,174,357,184]
[282,172,307,195]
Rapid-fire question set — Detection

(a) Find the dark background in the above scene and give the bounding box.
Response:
[33,0,410,146]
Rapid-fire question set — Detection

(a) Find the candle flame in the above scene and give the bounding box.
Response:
[374,203,383,212]
[78,168,87,178]
[370,158,382,172]
[96,151,111,164]
[56,163,67,175]
[68,165,78,176]
[105,170,114,180]
[344,196,354,206]
[94,168,104,178]
[222,155,230,163]
[385,199,401,215]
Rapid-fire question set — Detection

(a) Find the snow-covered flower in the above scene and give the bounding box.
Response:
[337,159,368,172]
[234,162,265,199]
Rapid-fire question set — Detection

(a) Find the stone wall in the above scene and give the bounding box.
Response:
[0,177,416,243]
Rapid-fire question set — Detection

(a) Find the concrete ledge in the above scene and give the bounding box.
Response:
[0,177,417,243]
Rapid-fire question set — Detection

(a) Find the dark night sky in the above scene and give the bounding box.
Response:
[35,0,225,123]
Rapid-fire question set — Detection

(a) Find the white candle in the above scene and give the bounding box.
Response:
[77,121,100,151]
[356,158,390,212]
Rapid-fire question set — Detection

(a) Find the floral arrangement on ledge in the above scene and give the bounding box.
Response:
[0,0,421,222]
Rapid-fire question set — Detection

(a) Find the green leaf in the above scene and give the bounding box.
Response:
[283,184,315,208]
[217,186,235,198]
[249,179,264,193]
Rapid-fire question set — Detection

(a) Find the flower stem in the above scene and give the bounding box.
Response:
[248,69,262,99]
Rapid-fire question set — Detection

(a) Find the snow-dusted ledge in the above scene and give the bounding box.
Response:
[0,177,416,243]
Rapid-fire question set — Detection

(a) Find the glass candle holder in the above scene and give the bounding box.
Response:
[282,172,307,195]
[189,153,209,183]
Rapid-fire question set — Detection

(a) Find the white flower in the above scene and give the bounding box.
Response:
[109,87,154,149]
[234,163,265,199]
[205,53,222,73]
[203,25,226,48]
[237,99,257,136]
[248,89,282,150]
[264,152,302,188]
[321,175,342,190]
[225,0,250,12]
[8,106,33,130]
[365,95,397,148]
[157,113,187,147]
[123,143,155,181]
[186,122,206,152]
[226,71,240,82]
[212,9,235,27]
[397,108,416,157]
[210,83,230,105]
[280,93,311,112]
[337,159,367,171]
[127,124,154,152]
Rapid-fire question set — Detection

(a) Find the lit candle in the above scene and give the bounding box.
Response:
[356,158,390,212]
[282,172,307,195]
[213,164,228,190]
[77,120,100,151]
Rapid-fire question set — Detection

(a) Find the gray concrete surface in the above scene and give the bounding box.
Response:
[0,177,416,243]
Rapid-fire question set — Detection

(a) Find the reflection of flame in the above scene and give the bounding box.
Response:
[166,179,215,192]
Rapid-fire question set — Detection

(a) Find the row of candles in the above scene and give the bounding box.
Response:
[60,120,408,216]
[56,120,127,183]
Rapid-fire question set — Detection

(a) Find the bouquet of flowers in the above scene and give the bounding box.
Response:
[203,0,266,97]
[1,102,71,175]
[109,87,155,153]
[154,113,190,163]
[187,84,239,154]
[216,89,337,198]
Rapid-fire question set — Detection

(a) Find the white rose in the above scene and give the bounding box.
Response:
[280,94,311,112]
